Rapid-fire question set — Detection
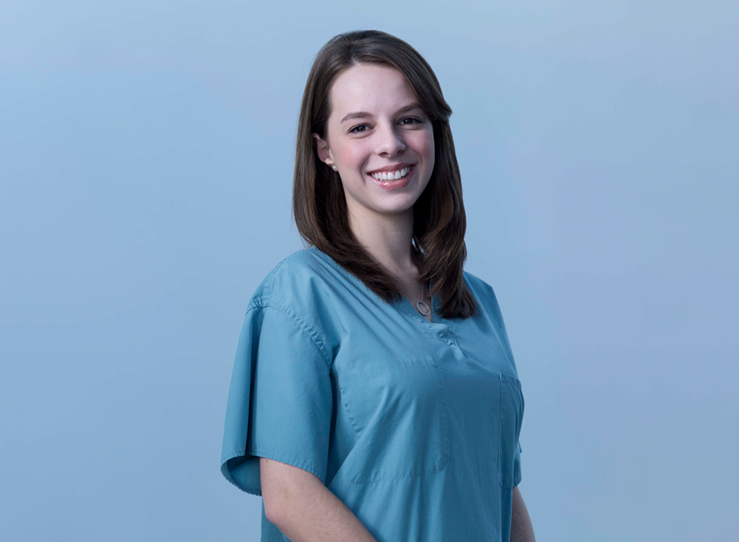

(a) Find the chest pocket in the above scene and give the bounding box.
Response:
[498,373,524,489]
[335,354,451,484]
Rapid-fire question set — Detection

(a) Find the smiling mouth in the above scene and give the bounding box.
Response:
[367,165,414,181]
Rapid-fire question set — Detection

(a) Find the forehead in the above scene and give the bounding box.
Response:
[329,63,416,118]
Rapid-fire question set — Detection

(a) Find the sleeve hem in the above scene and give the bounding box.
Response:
[220,447,328,496]
[248,448,327,485]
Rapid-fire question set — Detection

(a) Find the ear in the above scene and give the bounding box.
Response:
[312,133,334,166]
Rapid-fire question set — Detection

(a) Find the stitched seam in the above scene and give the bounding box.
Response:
[262,249,311,301]
[246,448,325,484]
[336,374,362,439]
[245,250,332,369]
[483,283,517,366]
[349,355,451,484]
[498,375,524,490]
[266,303,331,369]
[498,374,506,488]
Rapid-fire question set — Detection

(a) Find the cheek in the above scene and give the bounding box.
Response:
[335,138,366,162]
[418,129,435,163]
[348,146,369,167]
[409,128,434,154]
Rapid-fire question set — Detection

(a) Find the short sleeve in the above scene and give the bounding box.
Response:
[220,304,333,496]
[513,440,522,487]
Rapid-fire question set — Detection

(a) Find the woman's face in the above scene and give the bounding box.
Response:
[313,63,435,223]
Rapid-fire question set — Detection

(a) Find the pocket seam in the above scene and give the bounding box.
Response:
[335,374,363,439]
[498,373,523,490]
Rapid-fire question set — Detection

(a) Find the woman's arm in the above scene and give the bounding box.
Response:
[260,457,378,542]
[511,485,536,542]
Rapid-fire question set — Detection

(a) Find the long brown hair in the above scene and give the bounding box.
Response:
[292,29,477,319]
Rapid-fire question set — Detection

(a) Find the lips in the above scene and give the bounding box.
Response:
[366,162,415,175]
[367,164,414,180]
[368,164,415,191]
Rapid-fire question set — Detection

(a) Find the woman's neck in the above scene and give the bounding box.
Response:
[348,206,417,279]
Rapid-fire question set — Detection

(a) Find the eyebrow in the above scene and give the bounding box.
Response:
[340,102,424,124]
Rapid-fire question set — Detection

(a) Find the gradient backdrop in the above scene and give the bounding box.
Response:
[1,1,737,541]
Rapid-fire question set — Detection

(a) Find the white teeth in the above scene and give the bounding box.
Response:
[370,166,411,181]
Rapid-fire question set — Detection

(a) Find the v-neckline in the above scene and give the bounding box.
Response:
[394,276,441,326]
[308,246,448,330]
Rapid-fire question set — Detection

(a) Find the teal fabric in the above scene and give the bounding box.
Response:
[221,246,524,542]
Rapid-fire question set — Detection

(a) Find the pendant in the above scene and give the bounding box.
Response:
[416,300,431,316]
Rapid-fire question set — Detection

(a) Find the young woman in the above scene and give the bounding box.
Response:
[220,30,535,542]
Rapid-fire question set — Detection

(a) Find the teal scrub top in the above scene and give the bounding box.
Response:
[221,246,524,542]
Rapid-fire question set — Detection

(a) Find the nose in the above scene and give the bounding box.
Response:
[374,120,406,156]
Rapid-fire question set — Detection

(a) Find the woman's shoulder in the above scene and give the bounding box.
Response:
[245,247,357,334]
[241,247,353,363]
[461,268,507,322]
[462,269,496,300]
[246,247,329,310]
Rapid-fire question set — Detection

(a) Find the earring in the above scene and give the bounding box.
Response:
[332,165,337,170]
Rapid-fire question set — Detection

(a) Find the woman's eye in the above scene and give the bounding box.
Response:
[400,117,421,125]
[349,117,422,134]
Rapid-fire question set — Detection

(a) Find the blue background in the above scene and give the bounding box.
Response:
[1,1,737,540]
